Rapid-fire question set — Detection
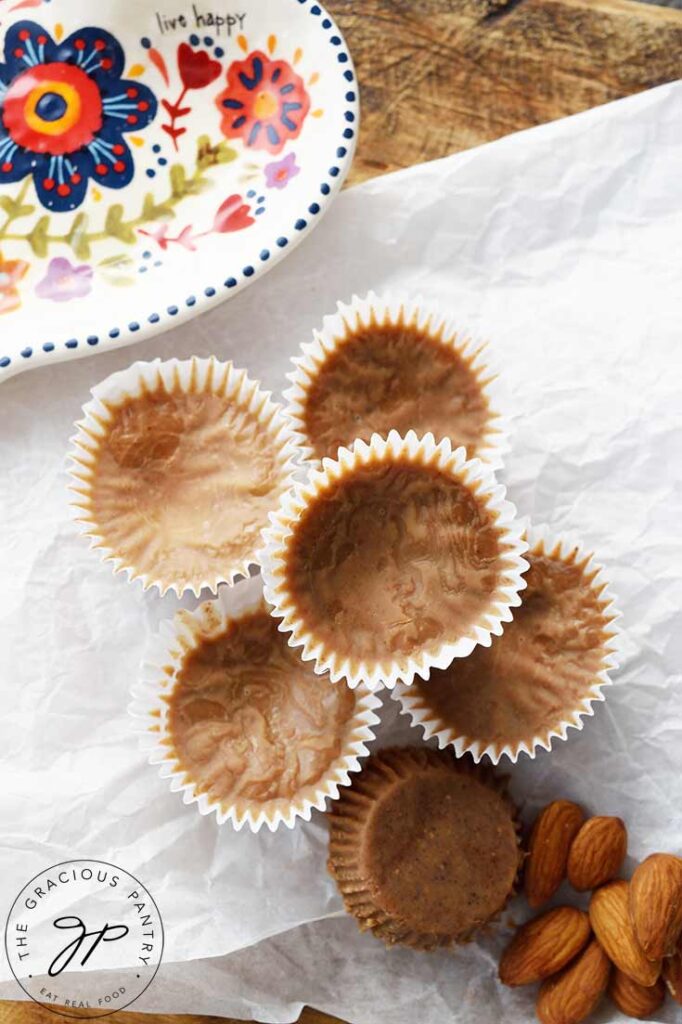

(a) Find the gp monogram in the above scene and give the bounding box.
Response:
[4,860,164,1018]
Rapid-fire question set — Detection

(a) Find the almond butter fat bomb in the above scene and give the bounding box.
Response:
[405,539,618,759]
[328,746,521,949]
[291,314,498,462]
[283,458,511,670]
[167,606,358,811]
[74,361,293,593]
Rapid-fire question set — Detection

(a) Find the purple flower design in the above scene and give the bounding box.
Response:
[36,257,93,302]
[264,151,300,190]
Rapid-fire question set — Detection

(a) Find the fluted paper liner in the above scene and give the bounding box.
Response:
[128,575,382,833]
[259,429,529,690]
[393,523,623,764]
[67,356,298,597]
[283,291,509,471]
[327,746,523,950]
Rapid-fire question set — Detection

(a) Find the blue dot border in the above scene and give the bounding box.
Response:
[0,0,359,375]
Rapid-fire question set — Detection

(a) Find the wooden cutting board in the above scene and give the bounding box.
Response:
[0,1008,343,1023]
[341,0,682,184]
[3,0,681,1022]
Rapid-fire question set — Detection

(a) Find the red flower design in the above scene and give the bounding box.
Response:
[177,43,221,90]
[138,196,254,252]
[138,223,198,250]
[0,22,157,212]
[3,62,102,156]
[212,195,255,233]
[162,44,222,149]
[216,51,310,155]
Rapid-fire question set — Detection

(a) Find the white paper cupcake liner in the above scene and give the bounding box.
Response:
[393,522,623,763]
[282,291,510,471]
[259,429,529,691]
[128,575,382,832]
[67,356,298,597]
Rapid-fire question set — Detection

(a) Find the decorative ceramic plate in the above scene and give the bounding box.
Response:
[0,0,358,380]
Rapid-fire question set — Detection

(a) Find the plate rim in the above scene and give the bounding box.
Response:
[0,0,359,381]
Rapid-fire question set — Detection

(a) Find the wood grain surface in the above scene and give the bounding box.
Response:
[3,1,681,1023]
[0,1006,343,1024]
[339,0,682,184]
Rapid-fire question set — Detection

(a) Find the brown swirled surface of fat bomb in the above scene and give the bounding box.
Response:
[328,747,520,948]
[168,607,356,804]
[285,459,507,665]
[413,549,610,749]
[302,322,491,460]
[90,386,282,586]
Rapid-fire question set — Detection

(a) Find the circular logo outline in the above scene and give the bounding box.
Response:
[4,858,165,1019]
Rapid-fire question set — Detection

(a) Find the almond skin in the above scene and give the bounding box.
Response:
[525,800,585,908]
[536,939,610,1024]
[609,968,666,1019]
[589,880,661,987]
[629,852,682,960]
[566,816,627,892]
[663,943,682,1004]
[499,906,591,987]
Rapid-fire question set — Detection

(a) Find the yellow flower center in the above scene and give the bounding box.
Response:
[253,90,278,120]
[24,81,81,137]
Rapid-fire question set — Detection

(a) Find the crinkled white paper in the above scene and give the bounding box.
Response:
[1,82,681,1023]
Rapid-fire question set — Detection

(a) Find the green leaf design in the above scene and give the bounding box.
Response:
[27,216,50,258]
[216,144,238,165]
[104,204,122,233]
[0,134,236,255]
[142,193,172,221]
[67,213,91,260]
[197,135,238,169]
[99,254,134,268]
[98,253,136,287]
[104,204,136,244]
[196,135,212,168]
[0,195,34,219]
[106,274,136,287]
[170,164,186,198]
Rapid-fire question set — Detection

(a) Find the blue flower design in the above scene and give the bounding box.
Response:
[0,21,158,212]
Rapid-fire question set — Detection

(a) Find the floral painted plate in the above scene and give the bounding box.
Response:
[0,0,358,379]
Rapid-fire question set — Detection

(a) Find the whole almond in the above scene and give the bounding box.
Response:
[536,939,610,1024]
[663,943,682,1004]
[525,800,584,908]
[609,968,665,1019]
[629,852,682,960]
[499,906,591,987]
[566,816,627,891]
[589,881,661,987]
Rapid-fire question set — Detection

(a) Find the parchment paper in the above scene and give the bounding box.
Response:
[1,81,681,1023]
